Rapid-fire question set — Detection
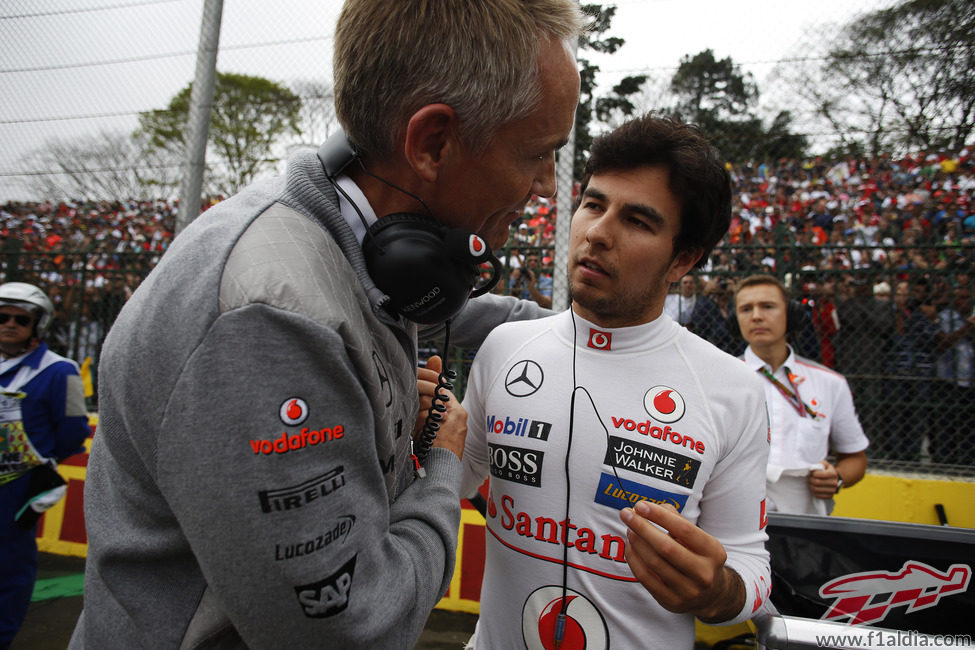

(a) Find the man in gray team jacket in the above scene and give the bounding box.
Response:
[70,1,583,648]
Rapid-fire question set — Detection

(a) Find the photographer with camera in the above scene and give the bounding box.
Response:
[508,252,552,308]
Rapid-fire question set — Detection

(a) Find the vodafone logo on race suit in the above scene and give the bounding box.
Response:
[522,586,609,650]
[280,397,309,426]
[819,561,971,626]
[643,385,685,423]
[587,328,612,350]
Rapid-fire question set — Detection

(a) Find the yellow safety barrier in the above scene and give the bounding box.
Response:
[35,423,974,647]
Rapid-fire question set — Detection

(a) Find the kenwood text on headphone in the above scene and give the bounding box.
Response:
[317,130,502,325]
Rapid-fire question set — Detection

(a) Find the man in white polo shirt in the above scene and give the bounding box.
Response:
[735,274,868,515]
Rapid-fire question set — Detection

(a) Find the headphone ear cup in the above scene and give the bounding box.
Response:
[786,300,805,334]
[363,214,478,324]
[728,308,742,340]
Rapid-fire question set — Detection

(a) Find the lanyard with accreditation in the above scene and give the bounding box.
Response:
[759,366,821,419]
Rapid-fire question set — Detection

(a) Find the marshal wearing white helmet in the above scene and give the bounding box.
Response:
[0,282,56,343]
[0,281,91,647]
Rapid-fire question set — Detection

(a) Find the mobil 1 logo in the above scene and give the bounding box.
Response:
[489,442,544,487]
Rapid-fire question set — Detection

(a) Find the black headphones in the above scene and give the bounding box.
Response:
[785,299,808,334]
[317,131,502,324]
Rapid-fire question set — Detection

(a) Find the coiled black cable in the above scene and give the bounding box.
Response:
[414,320,455,464]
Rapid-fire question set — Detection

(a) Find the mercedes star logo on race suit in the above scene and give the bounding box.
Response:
[522,586,608,650]
[643,385,685,423]
[505,360,544,397]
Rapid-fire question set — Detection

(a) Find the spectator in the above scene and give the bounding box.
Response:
[885,280,941,461]
[513,222,536,246]
[834,277,893,450]
[808,278,840,368]
[690,277,742,355]
[788,278,823,362]
[933,280,975,465]
[497,247,523,273]
[663,273,698,326]
[508,252,552,309]
[70,2,585,648]
[735,274,868,515]
[1,282,90,648]
[808,197,834,234]
[91,274,131,349]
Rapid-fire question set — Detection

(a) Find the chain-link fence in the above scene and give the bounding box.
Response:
[457,238,975,479]
[2,0,973,482]
[4,238,973,477]
[7,0,969,200]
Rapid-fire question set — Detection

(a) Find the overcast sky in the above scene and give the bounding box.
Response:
[0,0,891,201]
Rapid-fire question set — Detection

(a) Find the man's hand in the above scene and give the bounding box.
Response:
[809,452,867,499]
[620,500,744,623]
[808,460,839,499]
[415,355,467,460]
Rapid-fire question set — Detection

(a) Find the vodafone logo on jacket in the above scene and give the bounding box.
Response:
[280,397,309,426]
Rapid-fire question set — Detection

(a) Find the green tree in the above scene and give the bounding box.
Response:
[573,4,648,179]
[812,0,975,154]
[759,110,808,162]
[669,49,757,161]
[668,49,805,162]
[671,49,758,124]
[288,79,338,153]
[138,72,301,195]
[24,130,179,202]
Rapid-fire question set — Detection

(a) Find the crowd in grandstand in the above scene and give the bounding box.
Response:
[3,147,974,278]
[2,148,974,467]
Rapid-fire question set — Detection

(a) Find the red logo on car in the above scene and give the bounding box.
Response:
[819,561,971,625]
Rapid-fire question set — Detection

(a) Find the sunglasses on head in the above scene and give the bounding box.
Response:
[0,313,34,327]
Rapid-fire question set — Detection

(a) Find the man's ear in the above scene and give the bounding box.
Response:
[665,248,703,284]
[403,104,458,183]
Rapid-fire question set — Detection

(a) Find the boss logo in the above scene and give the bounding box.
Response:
[294,555,357,618]
[489,443,543,487]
